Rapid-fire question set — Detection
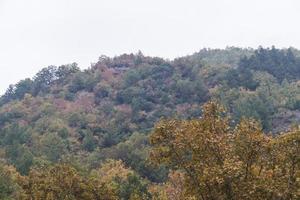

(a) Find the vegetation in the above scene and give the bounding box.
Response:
[150,101,300,199]
[0,47,299,199]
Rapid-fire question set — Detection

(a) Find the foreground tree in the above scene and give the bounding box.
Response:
[17,164,116,200]
[150,101,300,199]
[0,164,19,200]
[91,159,152,200]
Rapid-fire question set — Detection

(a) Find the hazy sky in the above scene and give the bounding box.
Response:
[0,0,300,94]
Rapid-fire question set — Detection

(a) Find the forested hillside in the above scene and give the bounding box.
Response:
[0,47,300,199]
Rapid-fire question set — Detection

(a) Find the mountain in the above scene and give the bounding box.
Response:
[0,47,300,199]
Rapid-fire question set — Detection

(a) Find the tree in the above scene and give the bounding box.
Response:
[0,164,19,200]
[90,159,151,200]
[0,85,15,105]
[56,63,80,82]
[18,164,116,200]
[40,133,67,162]
[83,131,97,152]
[150,101,300,199]
[150,101,234,199]
[266,128,300,199]
[1,124,33,175]
[5,144,33,175]
[14,79,33,100]
[32,66,58,95]
[68,72,97,93]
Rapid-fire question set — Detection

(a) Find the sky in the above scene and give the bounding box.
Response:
[0,0,300,94]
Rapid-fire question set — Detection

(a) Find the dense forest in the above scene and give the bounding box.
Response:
[0,47,300,199]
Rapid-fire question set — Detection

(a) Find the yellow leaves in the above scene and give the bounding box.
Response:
[149,170,195,200]
[91,159,133,184]
[150,101,300,199]
[18,164,117,200]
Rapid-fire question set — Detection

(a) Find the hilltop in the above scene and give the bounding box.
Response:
[0,47,300,199]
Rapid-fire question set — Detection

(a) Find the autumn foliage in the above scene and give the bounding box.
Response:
[0,48,299,199]
[150,101,300,199]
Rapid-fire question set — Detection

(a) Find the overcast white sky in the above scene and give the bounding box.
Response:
[0,0,300,94]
